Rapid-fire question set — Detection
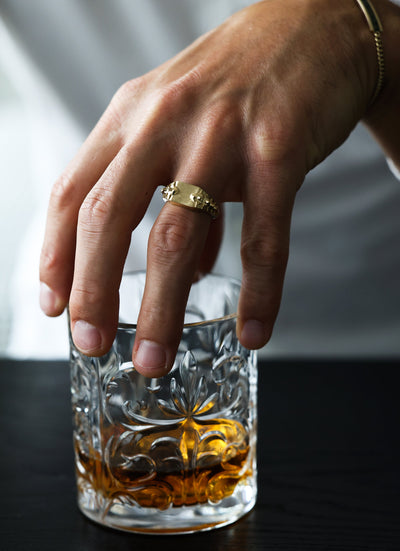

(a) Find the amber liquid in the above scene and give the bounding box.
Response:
[75,417,252,510]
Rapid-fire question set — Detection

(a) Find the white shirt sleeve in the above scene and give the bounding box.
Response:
[387,157,400,181]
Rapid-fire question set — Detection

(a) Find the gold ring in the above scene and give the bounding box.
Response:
[161,181,220,220]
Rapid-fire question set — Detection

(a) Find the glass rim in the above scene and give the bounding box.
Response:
[117,271,240,330]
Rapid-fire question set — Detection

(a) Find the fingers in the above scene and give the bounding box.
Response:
[132,157,300,378]
[132,197,217,377]
[68,140,170,356]
[195,206,224,279]
[39,115,122,316]
[236,162,301,350]
[131,106,238,376]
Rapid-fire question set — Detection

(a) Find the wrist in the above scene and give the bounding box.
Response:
[362,0,400,168]
[364,0,400,107]
[354,0,385,105]
[343,0,385,110]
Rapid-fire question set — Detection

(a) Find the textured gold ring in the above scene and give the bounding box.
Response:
[161,181,220,220]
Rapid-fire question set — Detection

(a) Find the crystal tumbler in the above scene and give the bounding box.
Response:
[69,272,257,534]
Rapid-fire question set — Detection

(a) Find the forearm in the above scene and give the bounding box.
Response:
[363,0,400,170]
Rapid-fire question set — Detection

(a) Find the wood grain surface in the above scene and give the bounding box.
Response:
[1,359,399,551]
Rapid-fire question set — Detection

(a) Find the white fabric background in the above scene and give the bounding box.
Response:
[0,0,399,359]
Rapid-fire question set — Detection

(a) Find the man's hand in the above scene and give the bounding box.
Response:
[39,0,399,376]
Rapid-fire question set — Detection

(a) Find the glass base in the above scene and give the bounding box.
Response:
[77,477,257,535]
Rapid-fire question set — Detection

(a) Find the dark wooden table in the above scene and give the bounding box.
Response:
[1,358,399,550]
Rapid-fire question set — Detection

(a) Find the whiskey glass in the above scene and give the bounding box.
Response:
[69,272,257,534]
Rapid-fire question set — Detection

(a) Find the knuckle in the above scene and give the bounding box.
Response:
[149,218,193,259]
[78,188,114,230]
[241,236,288,273]
[249,117,299,167]
[138,302,182,349]
[144,73,199,125]
[147,85,181,122]
[208,99,242,134]
[40,247,62,276]
[137,302,165,328]
[69,280,119,330]
[193,100,243,155]
[108,77,148,132]
[70,284,99,308]
[115,77,145,99]
[69,282,104,319]
[155,72,194,104]
[49,171,77,212]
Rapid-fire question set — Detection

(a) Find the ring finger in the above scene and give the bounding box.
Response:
[132,178,221,377]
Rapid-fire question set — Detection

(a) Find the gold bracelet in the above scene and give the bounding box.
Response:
[354,0,385,104]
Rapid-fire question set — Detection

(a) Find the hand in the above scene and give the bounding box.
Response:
[39,0,396,376]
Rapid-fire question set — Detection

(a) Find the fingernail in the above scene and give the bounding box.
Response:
[134,340,167,373]
[72,320,102,353]
[240,320,269,349]
[40,282,62,315]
